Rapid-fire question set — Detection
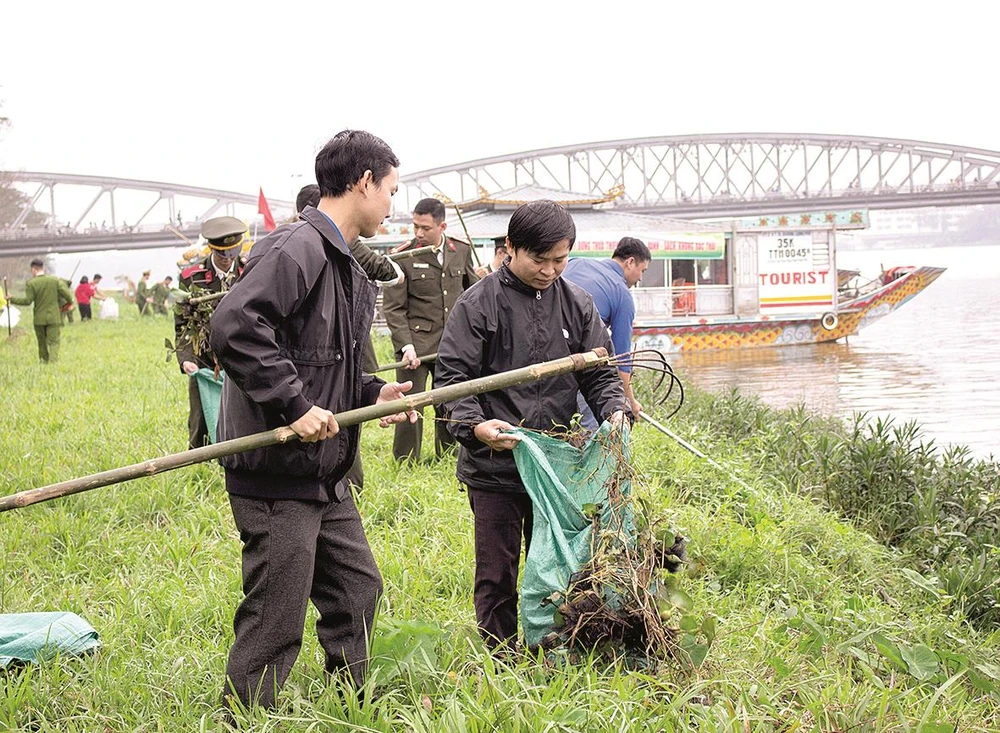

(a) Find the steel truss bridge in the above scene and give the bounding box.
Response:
[399,133,1000,218]
[4,134,1000,257]
[1,172,293,256]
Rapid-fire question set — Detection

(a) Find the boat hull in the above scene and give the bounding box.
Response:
[633,266,946,353]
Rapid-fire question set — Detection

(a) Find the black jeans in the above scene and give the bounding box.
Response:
[467,488,533,649]
[223,490,383,710]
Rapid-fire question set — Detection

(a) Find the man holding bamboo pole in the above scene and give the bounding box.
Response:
[296,182,401,490]
[209,130,417,712]
[435,200,630,652]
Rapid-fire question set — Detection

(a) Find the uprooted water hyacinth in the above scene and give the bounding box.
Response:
[532,426,713,669]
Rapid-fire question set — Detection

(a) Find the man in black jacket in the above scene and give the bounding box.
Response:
[435,200,628,651]
[294,183,402,490]
[210,130,416,711]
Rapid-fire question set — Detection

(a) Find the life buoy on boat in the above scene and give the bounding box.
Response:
[821,312,839,331]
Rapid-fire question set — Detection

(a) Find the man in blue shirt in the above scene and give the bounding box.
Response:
[563,236,651,425]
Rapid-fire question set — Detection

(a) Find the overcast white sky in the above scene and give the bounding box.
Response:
[2,0,997,211]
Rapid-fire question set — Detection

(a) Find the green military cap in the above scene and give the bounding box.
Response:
[201,216,248,250]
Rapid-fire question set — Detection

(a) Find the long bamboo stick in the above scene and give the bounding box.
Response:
[638,412,754,492]
[187,290,226,305]
[0,348,609,512]
[372,352,437,374]
[186,249,434,304]
[3,277,10,337]
[385,246,430,262]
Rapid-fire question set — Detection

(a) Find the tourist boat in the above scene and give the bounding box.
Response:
[632,264,945,353]
[628,210,946,353]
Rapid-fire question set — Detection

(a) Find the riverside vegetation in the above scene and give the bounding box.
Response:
[2,299,1000,731]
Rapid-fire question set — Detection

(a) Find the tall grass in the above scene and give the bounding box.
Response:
[1,305,1000,730]
[679,385,1000,628]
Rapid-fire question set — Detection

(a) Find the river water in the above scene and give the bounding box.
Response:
[671,244,1000,460]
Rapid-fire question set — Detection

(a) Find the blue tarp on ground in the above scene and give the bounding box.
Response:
[512,423,633,649]
[193,368,225,443]
[0,612,100,667]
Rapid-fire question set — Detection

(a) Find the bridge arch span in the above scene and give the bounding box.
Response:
[399,133,1000,218]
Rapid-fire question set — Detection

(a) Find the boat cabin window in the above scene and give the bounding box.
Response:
[638,259,726,288]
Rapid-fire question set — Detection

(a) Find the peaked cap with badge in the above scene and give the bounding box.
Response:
[201,216,248,251]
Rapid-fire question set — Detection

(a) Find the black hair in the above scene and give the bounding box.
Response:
[613,236,651,263]
[413,198,447,223]
[315,130,399,198]
[492,235,507,254]
[80,275,89,284]
[93,274,102,281]
[30,258,44,268]
[506,200,576,255]
[295,184,321,214]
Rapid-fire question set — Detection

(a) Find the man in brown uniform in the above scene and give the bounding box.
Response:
[382,197,478,462]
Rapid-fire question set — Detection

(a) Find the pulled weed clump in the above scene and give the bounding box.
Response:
[165,289,221,371]
[535,431,711,668]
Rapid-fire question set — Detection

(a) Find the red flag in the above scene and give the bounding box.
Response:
[258,187,276,232]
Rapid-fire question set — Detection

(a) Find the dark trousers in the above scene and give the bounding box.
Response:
[223,491,383,710]
[468,488,533,649]
[392,362,455,462]
[33,324,61,363]
[78,303,92,321]
[187,376,209,449]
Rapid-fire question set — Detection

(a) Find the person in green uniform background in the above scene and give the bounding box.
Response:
[136,270,152,315]
[7,258,74,363]
[150,275,173,315]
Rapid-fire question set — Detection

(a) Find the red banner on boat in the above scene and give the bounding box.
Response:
[572,231,725,259]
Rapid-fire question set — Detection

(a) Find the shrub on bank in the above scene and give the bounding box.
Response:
[676,386,1000,627]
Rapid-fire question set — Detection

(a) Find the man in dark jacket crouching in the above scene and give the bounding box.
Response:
[435,200,629,651]
[210,130,416,711]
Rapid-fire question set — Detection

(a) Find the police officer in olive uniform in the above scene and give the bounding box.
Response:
[136,270,152,315]
[8,258,74,363]
[175,216,247,448]
[382,197,479,462]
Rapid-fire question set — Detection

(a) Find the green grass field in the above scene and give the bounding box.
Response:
[2,300,1000,731]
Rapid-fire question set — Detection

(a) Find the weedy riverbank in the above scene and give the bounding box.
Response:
[1,302,999,731]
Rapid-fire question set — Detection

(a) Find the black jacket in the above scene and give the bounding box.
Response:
[210,206,385,501]
[435,264,627,493]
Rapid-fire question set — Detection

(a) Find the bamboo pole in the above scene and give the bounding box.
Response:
[3,277,10,337]
[0,348,609,512]
[433,193,482,270]
[372,352,437,374]
[187,290,226,305]
[385,246,432,262]
[638,412,755,493]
